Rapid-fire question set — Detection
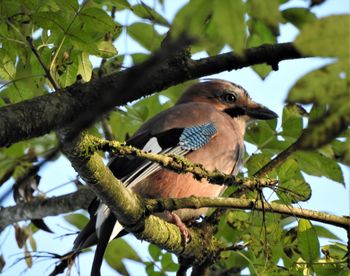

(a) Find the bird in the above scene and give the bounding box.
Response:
[73,79,278,275]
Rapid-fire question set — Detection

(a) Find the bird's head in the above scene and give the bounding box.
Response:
[176,79,278,121]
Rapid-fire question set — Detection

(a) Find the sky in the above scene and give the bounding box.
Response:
[0,0,349,275]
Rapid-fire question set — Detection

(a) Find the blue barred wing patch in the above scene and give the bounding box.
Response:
[178,122,217,150]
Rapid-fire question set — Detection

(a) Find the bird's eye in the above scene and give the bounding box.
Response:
[222,93,236,103]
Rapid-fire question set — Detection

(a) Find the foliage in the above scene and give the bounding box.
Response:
[0,0,348,275]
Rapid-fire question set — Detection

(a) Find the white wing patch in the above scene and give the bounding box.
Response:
[142,137,162,153]
[96,203,110,238]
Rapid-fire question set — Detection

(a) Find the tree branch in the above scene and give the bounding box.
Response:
[26,36,60,91]
[144,197,350,229]
[59,133,222,265]
[87,135,278,188]
[0,42,303,147]
[0,187,93,232]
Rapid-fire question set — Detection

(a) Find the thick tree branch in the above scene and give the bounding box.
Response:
[0,187,93,232]
[60,134,222,265]
[0,42,302,147]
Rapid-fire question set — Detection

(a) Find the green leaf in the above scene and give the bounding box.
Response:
[297,219,320,262]
[245,120,277,147]
[109,110,142,141]
[276,159,311,203]
[132,3,169,26]
[299,101,350,150]
[104,238,142,275]
[281,104,304,139]
[160,253,178,272]
[0,49,16,80]
[0,158,16,184]
[295,15,350,57]
[248,0,282,32]
[331,138,350,166]
[77,52,92,82]
[32,11,68,32]
[287,60,349,105]
[246,152,272,175]
[57,57,78,88]
[64,213,89,230]
[94,40,118,58]
[127,23,163,51]
[247,20,276,77]
[321,242,348,260]
[282,8,317,29]
[55,0,79,13]
[148,244,161,261]
[172,0,213,38]
[313,225,340,240]
[131,53,150,65]
[212,0,246,53]
[294,151,344,184]
[79,7,118,34]
[313,263,349,275]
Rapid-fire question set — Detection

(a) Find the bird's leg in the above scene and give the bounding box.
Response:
[165,211,191,248]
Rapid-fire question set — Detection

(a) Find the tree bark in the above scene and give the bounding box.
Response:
[0,42,302,147]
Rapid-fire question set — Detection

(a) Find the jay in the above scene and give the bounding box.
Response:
[73,79,277,275]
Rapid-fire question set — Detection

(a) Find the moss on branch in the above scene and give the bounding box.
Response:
[84,135,278,189]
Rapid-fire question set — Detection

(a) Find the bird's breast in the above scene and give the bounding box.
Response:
[132,121,244,221]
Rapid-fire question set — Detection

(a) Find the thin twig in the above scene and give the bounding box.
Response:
[26,36,59,90]
[144,197,350,229]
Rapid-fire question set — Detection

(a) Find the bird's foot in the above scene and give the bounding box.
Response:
[166,211,191,248]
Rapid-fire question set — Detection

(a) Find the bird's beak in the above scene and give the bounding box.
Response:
[245,103,278,120]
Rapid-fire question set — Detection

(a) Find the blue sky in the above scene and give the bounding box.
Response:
[0,1,349,275]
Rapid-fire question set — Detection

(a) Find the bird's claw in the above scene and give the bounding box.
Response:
[167,212,191,248]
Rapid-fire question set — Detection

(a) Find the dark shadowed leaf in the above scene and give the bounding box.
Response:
[0,255,5,273]
[282,8,317,29]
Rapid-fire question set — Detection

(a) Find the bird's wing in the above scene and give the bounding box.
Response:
[111,122,216,188]
[74,122,217,276]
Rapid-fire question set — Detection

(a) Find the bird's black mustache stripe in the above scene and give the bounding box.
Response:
[223,106,246,117]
